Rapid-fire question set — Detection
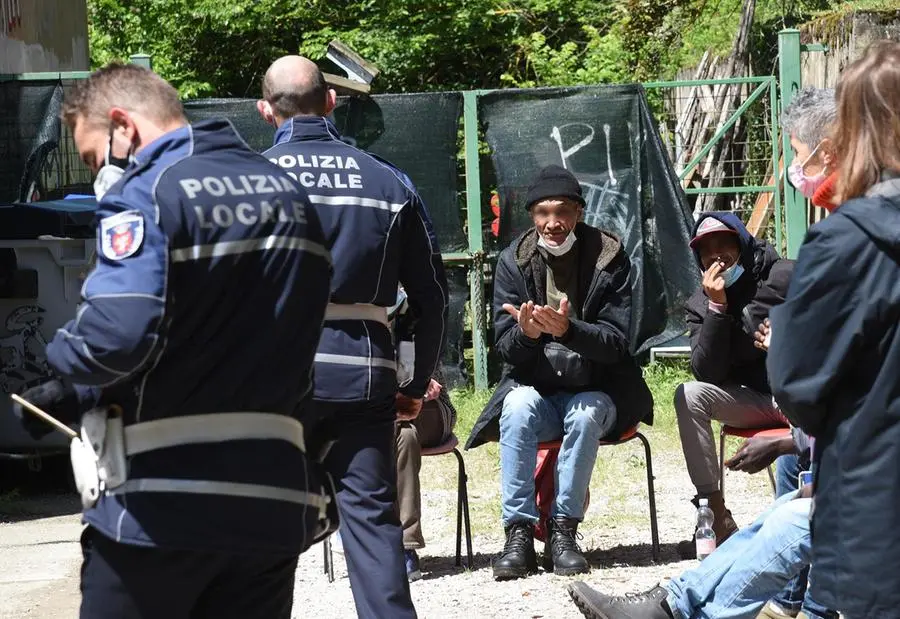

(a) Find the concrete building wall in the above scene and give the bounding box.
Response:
[0,0,89,73]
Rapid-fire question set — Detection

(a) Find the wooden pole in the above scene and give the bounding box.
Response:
[10,394,78,439]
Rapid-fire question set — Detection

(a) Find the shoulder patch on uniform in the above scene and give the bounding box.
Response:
[100,210,145,261]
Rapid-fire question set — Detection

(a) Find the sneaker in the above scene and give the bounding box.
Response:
[757,601,799,619]
[568,582,673,619]
[405,549,422,582]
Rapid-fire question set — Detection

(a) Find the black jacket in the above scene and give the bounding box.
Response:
[768,176,900,618]
[685,212,793,394]
[466,223,653,449]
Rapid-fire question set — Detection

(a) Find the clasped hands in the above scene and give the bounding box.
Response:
[502,298,570,339]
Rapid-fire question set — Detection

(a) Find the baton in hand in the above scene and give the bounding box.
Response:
[11,393,78,439]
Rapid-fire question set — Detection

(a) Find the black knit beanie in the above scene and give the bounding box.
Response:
[524,165,585,210]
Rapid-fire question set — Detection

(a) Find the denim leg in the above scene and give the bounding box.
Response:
[775,454,802,498]
[551,391,616,520]
[499,386,566,526]
[772,453,807,611]
[666,492,811,619]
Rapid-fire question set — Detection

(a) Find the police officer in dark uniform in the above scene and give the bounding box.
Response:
[11,63,335,619]
[258,55,448,618]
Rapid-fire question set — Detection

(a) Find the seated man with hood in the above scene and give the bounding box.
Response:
[465,165,653,581]
[675,212,793,545]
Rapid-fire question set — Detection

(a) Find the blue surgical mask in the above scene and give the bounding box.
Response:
[721,263,745,287]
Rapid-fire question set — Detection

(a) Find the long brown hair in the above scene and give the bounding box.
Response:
[833,41,900,202]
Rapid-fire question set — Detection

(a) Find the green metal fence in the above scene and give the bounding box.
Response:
[644,74,783,250]
[3,38,822,390]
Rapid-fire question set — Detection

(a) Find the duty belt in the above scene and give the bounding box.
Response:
[324,303,388,325]
[124,413,306,456]
[102,413,330,512]
[318,303,396,370]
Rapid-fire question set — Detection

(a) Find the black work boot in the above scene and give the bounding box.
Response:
[568,582,674,619]
[543,516,590,576]
[493,521,538,580]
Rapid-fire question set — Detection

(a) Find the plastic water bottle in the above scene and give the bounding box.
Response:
[695,498,716,560]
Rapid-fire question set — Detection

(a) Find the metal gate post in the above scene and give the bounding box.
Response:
[463,91,488,390]
[778,29,805,258]
[769,77,783,253]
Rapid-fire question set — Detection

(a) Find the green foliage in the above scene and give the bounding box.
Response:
[89,0,863,99]
[449,387,493,440]
[642,359,693,429]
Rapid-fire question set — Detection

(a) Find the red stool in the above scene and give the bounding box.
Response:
[718,425,792,500]
[537,425,659,562]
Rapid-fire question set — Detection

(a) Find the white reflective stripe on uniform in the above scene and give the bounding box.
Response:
[324,303,388,325]
[314,353,396,370]
[107,478,328,510]
[169,236,330,263]
[308,194,405,213]
[124,413,305,456]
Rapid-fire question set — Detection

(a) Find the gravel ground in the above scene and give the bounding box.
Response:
[0,436,774,619]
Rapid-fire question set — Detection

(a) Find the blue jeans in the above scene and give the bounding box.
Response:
[775,453,802,498]
[667,491,812,619]
[772,456,834,618]
[499,386,616,526]
[773,453,808,611]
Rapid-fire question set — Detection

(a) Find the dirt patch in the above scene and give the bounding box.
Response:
[0,495,82,619]
[291,428,774,618]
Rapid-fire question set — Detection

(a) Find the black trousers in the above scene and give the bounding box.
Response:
[311,396,417,619]
[80,527,299,619]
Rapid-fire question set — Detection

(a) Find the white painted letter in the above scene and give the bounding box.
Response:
[235,203,258,225]
[180,179,203,199]
[212,204,235,227]
[203,177,227,197]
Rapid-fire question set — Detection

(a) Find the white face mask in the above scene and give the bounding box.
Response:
[93,166,126,202]
[93,136,135,201]
[538,230,577,256]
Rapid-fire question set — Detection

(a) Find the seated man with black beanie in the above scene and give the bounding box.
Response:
[466,165,653,581]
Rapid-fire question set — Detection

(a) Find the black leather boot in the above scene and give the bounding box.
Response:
[492,521,538,580]
[568,582,674,619]
[543,516,590,576]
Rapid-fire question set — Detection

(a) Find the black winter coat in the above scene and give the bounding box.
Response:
[768,177,900,618]
[685,212,793,394]
[466,223,653,450]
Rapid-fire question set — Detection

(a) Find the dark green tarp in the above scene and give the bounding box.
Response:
[183,93,466,253]
[183,94,470,385]
[0,80,63,205]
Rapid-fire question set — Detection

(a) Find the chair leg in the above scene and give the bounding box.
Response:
[635,432,660,563]
[454,450,463,567]
[453,448,474,569]
[766,464,777,497]
[323,536,334,583]
[719,426,727,500]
